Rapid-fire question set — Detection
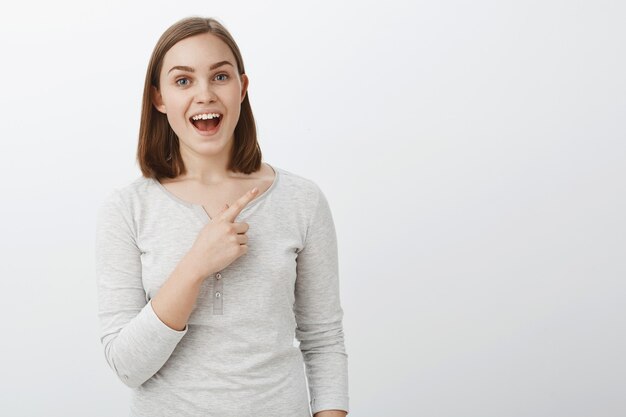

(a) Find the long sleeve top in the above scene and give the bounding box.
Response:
[94,163,349,417]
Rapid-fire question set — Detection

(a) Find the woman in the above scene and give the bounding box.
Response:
[95,16,349,417]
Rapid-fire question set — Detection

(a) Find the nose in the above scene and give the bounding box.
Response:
[195,80,217,103]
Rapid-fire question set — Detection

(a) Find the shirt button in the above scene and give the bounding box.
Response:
[216,273,222,280]
[215,292,221,298]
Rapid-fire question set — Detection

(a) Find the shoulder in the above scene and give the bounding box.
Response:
[98,175,155,214]
[270,165,333,233]
[96,176,158,237]
[272,164,324,203]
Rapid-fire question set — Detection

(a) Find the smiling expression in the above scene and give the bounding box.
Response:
[151,32,249,156]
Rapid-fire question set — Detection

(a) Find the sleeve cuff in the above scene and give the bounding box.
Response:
[311,396,350,415]
[146,299,189,335]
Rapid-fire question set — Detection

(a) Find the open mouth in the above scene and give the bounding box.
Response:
[189,114,222,134]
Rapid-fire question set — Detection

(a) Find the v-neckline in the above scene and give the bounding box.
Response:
[150,163,280,223]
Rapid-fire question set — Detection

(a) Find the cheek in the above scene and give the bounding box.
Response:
[166,113,182,128]
[164,105,190,134]
[161,88,184,107]
[163,97,187,121]
[226,89,244,115]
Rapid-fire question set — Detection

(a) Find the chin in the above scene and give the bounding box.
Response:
[190,136,234,154]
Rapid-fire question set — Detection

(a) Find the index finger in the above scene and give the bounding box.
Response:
[221,187,259,222]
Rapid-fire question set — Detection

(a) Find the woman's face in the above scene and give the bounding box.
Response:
[152,33,248,158]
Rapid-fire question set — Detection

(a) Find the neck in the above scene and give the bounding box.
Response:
[177,139,239,185]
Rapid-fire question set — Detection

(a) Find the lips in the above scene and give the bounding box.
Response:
[190,115,222,136]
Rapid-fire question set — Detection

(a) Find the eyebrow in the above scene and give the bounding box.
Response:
[167,60,234,74]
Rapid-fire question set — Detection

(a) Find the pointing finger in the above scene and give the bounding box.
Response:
[216,203,229,216]
[221,187,258,222]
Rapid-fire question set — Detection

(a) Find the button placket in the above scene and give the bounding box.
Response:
[213,272,223,315]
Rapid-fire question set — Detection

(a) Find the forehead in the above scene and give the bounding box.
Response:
[161,33,237,74]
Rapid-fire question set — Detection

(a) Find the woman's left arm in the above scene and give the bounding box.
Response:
[294,183,350,416]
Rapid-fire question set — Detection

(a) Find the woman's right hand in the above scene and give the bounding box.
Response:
[187,187,259,279]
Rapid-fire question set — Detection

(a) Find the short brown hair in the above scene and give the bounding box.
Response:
[137,16,262,179]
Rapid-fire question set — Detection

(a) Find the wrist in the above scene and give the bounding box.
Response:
[182,250,211,283]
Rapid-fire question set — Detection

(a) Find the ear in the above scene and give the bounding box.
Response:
[151,85,167,114]
[240,73,249,102]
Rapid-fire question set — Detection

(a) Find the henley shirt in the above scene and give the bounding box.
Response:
[94,163,349,417]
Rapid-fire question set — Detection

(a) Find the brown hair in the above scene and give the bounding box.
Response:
[137,16,262,179]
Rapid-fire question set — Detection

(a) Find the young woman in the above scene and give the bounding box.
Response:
[95,16,349,417]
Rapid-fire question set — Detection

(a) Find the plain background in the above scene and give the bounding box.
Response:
[0,1,624,416]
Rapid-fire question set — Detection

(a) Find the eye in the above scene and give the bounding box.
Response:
[215,73,229,81]
[176,78,190,87]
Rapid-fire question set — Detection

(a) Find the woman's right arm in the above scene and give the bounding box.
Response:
[94,189,204,389]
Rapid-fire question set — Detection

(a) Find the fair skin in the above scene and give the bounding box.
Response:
[149,32,347,417]
[152,32,247,184]
[151,32,274,219]
[314,411,348,417]
[148,32,271,330]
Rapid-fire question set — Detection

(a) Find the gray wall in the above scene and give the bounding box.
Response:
[0,1,624,416]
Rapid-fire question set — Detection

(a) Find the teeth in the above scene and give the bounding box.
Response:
[191,113,221,121]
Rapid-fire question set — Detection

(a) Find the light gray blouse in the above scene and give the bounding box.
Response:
[94,163,349,417]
